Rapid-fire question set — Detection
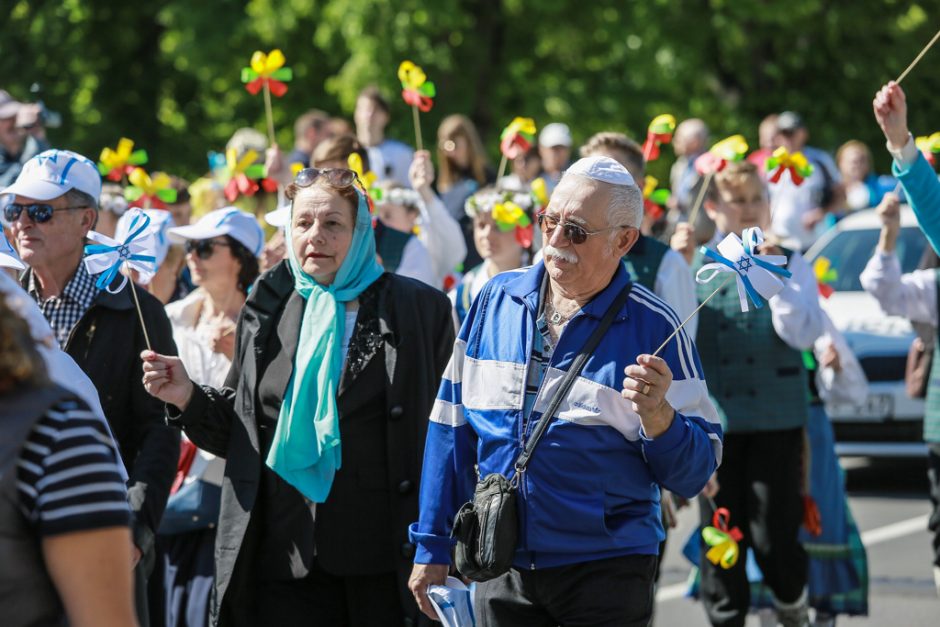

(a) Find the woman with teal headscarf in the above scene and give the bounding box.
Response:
[142,167,456,627]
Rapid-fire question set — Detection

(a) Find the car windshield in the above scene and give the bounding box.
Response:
[811,227,928,292]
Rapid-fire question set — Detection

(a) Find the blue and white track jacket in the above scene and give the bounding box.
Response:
[409,261,722,569]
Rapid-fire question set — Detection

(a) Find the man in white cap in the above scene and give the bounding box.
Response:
[0,90,48,187]
[3,148,180,627]
[537,122,572,196]
[409,156,722,626]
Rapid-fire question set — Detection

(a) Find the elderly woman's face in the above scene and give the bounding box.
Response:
[290,186,356,285]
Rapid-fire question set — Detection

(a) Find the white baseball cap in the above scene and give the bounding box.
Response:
[264,204,290,228]
[1,149,101,202]
[116,208,176,268]
[0,229,25,270]
[168,207,264,257]
[539,123,572,148]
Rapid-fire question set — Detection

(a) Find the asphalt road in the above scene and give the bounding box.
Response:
[654,456,938,626]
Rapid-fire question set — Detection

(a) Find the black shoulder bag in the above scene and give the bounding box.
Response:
[451,282,632,582]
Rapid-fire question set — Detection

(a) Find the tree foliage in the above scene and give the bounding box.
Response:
[1,0,938,180]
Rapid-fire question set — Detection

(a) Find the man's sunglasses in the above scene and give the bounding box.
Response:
[536,213,627,245]
[185,239,230,260]
[4,202,89,224]
[294,167,358,189]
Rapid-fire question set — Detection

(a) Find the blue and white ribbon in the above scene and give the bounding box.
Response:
[83,208,158,293]
[696,227,791,312]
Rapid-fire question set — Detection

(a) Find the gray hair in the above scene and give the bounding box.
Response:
[606,182,643,230]
[65,188,98,211]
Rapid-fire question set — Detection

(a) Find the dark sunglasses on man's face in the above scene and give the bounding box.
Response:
[294,167,358,189]
[3,202,89,224]
[536,212,625,245]
[185,239,230,260]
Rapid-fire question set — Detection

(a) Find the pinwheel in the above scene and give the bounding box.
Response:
[125,168,178,209]
[641,114,677,163]
[916,132,940,167]
[531,177,549,212]
[766,147,814,186]
[241,49,293,144]
[702,508,744,569]
[1,230,24,271]
[696,227,791,313]
[643,176,670,221]
[398,60,436,150]
[496,117,537,180]
[218,148,277,202]
[688,135,750,228]
[98,138,148,182]
[814,256,838,299]
[83,209,159,348]
[347,153,377,193]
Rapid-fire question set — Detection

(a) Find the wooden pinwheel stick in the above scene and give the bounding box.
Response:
[686,171,715,235]
[412,105,424,152]
[497,154,509,181]
[652,274,735,357]
[127,271,153,351]
[263,83,277,146]
[897,27,940,84]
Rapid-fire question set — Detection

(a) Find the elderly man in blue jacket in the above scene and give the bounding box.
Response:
[409,155,722,626]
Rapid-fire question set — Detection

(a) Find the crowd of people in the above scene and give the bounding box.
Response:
[0,75,938,627]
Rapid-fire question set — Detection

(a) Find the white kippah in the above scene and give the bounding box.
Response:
[564,156,636,187]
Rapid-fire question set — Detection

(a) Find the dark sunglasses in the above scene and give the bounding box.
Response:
[4,202,89,224]
[185,239,230,260]
[294,167,358,189]
[536,213,626,245]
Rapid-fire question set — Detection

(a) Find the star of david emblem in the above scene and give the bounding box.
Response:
[736,256,753,275]
[118,244,131,260]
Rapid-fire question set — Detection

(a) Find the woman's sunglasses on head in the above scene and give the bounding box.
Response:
[294,167,358,190]
[3,202,90,224]
[186,239,230,260]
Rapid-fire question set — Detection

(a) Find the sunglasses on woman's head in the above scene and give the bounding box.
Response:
[536,212,626,245]
[3,202,89,224]
[294,168,358,190]
[185,239,230,260]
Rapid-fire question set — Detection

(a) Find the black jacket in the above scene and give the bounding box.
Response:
[170,261,455,627]
[23,270,180,554]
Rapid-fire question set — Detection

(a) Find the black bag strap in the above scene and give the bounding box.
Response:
[512,281,633,479]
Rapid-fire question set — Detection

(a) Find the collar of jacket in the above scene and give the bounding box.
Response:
[20,266,137,312]
[503,259,632,321]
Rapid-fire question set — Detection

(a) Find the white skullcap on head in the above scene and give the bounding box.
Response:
[564,156,636,187]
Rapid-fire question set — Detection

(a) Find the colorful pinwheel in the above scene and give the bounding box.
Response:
[98,138,148,182]
[643,176,670,221]
[916,132,940,167]
[702,508,744,570]
[695,135,749,175]
[241,49,293,97]
[813,256,838,299]
[217,148,277,202]
[642,114,677,163]
[531,177,549,212]
[500,117,537,160]
[347,153,377,193]
[125,168,178,209]
[398,61,436,113]
[696,227,792,312]
[766,147,814,186]
[492,200,534,248]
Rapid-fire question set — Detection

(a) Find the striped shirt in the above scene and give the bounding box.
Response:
[28,264,99,348]
[16,397,131,536]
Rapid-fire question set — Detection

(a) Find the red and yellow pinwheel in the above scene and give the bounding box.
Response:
[500,117,537,160]
[702,508,744,570]
[814,256,838,299]
[531,177,549,212]
[125,168,178,209]
[98,138,148,182]
[241,49,293,98]
[643,176,671,221]
[916,132,940,167]
[642,114,677,163]
[766,147,814,186]
[695,135,749,175]
[221,148,276,202]
[398,61,436,113]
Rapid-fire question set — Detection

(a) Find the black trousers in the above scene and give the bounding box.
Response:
[928,443,940,569]
[698,429,807,627]
[474,554,658,627]
[255,560,403,627]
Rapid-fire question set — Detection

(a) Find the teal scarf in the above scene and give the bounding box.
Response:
[265,188,384,503]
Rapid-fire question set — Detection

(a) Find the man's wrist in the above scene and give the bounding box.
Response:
[643,405,676,439]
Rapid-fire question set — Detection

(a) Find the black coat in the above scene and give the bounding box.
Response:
[170,261,455,627]
[22,269,181,554]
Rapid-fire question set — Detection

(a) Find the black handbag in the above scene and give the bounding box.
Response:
[451,282,632,582]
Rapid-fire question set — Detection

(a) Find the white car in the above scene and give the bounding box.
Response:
[805,207,930,457]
